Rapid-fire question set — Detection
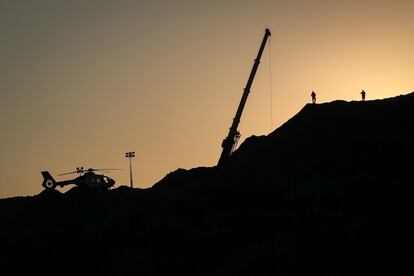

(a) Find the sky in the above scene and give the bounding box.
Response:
[1,0,413,198]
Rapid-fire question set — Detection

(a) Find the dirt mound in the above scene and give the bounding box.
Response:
[1,92,414,275]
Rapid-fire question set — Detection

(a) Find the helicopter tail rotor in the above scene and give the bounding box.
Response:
[41,171,57,190]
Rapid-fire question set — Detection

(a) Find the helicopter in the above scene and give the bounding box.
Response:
[41,167,120,190]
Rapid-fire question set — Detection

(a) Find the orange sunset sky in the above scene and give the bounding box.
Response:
[1,0,413,198]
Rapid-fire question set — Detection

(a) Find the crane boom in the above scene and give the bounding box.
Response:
[218,28,271,165]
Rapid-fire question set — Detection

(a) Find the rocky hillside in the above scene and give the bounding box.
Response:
[1,93,413,275]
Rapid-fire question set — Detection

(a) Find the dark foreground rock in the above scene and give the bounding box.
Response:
[1,93,414,275]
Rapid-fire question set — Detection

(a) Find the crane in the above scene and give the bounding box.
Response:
[218,28,271,166]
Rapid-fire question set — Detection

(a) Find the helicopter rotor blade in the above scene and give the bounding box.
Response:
[95,168,123,171]
[58,168,122,176]
[58,171,78,176]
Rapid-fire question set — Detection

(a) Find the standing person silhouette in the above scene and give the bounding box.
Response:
[361,90,366,101]
[311,91,316,104]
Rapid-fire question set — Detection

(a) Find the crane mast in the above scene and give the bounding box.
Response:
[218,28,271,165]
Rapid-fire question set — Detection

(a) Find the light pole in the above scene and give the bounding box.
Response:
[125,152,135,188]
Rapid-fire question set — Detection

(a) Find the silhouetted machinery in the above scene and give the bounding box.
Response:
[218,28,271,165]
[41,167,120,190]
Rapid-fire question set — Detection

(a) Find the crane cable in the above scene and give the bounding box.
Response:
[268,35,273,133]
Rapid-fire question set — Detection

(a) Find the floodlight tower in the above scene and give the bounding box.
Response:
[125,151,135,188]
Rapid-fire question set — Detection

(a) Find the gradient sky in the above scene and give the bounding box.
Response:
[1,0,413,198]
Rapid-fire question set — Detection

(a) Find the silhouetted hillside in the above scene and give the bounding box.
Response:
[1,93,414,275]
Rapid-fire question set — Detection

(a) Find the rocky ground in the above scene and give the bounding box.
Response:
[1,92,413,275]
